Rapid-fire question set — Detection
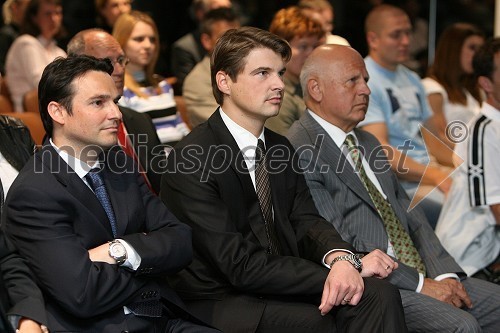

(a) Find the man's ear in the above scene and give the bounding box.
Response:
[307,78,322,102]
[478,76,492,94]
[200,33,212,52]
[47,101,66,126]
[216,71,231,96]
[366,31,377,50]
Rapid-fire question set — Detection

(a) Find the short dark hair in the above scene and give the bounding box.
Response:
[200,7,239,36]
[39,55,113,137]
[211,26,291,105]
[473,37,500,79]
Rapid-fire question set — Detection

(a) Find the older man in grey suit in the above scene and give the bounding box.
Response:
[287,44,500,333]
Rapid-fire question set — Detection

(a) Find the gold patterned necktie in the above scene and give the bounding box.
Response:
[344,134,426,274]
[255,139,281,255]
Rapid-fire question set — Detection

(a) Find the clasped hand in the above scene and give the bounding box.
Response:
[319,249,397,315]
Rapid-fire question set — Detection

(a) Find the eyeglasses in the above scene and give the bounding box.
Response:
[107,56,129,67]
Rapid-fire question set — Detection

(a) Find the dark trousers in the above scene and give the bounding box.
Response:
[186,277,407,333]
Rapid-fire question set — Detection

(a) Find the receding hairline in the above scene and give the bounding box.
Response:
[365,5,408,34]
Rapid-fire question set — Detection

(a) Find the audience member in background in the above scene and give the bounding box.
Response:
[4,55,216,332]
[436,38,500,284]
[171,0,231,93]
[422,23,484,152]
[5,0,65,112]
[265,6,324,135]
[288,43,500,333]
[114,11,189,146]
[0,0,30,75]
[183,7,239,128]
[94,0,131,34]
[67,28,166,194]
[298,0,350,46]
[359,4,449,228]
[162,26,407,333]
[1,181,47,333]
[0,115,35,194]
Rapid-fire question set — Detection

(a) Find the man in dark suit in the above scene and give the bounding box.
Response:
[161,26,407,333]
[3,56,217,332]
[1,180,47,333]
[287,44,500,332]
[67,28,167,194]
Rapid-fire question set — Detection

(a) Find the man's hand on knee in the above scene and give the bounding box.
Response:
[421,278,472,308]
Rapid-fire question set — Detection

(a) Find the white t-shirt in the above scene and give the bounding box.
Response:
[436,102,500,275]
[421,77,480,125]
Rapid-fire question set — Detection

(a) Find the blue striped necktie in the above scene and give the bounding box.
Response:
[85,168,118,237]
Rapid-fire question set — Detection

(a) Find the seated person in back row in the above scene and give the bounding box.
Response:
[359,5,451,228]
[114,11,190,146]
[183,7,240,128]
[287,43,500,333]
[161,26,407,333]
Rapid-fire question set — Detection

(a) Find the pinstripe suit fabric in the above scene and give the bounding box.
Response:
[287,111,500,333]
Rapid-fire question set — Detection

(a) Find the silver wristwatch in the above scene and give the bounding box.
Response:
[330,254,363,272]
[108,240,127,265]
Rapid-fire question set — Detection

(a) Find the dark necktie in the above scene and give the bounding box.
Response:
[85,168,118,238]
[255,139,281,255]
[344,134,426,274]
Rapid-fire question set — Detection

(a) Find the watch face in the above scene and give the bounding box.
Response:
[110,243,126,257]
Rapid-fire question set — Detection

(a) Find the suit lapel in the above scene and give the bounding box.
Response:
[40,144,114,237]
[208,112,269,248]
[300,113,376,211]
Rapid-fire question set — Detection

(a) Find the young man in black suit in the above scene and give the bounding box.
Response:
[161,26,408,332]
[3,56,217,332]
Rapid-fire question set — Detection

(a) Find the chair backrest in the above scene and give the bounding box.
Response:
[0,78,14,113]
[2,112,46,145]
[23,89,38,113]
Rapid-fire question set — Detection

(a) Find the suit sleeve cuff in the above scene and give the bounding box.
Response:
[116,239,141,270]
[322,249,354,269]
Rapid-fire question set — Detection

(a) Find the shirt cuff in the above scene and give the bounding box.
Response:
[415,273,460,293]
[322,249,354,269]
[116,239,141,270]
[415,273,424,292]
[434,273,460,282]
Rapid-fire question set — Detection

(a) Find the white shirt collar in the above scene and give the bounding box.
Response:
[219,108,265,151]
[219,108,264,187]
[308,109,357,148]
[49,138,100,179]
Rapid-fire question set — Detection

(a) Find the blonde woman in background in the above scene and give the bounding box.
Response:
[113,11,189,146]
